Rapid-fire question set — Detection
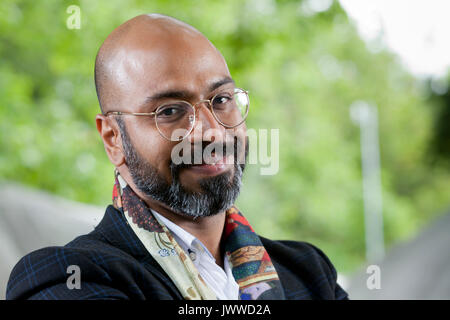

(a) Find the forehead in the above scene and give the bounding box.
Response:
[108,30,231,109]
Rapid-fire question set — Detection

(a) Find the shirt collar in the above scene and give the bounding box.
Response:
[150,209,215,261]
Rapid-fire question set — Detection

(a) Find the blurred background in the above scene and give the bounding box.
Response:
[1,0,449,299]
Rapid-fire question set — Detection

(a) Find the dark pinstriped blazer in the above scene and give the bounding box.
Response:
[6,205,349,300]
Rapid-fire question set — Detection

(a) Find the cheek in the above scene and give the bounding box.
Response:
[129,120,173,177]
[145,143,172,178]
[155,143,176,179]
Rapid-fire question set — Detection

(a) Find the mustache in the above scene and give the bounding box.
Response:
[170,137,245,171]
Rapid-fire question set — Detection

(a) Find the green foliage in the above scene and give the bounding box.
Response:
[1,0,449,272]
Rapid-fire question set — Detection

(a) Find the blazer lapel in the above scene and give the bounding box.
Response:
[93,205,183,299]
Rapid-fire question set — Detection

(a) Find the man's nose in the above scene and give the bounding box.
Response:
[188,101,225,143]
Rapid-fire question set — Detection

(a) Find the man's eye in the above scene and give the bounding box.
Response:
[161,107,177,116]
[213,95,231,104]
[156,104,190,124]
[158,105,183,117]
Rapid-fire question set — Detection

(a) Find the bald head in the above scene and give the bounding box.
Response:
[94,14,229,114]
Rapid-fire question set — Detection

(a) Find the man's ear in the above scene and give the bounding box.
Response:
[96,114,126,167]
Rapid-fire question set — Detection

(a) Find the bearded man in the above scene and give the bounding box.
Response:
[6,14,348,300]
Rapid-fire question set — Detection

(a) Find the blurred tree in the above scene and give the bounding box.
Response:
[0,0,449,272]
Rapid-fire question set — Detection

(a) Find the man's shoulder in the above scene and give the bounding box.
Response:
[5,232,125,299]
[5,208,178,300]
[259,236,334,267]
[260,236,325,253]
[259,236,349,300]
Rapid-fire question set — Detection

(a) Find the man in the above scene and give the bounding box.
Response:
[6,14,348,300]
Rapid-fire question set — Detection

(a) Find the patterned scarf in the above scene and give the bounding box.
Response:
[113,171,285,300]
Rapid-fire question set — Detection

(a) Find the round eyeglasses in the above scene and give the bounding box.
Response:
[105,88,249,141]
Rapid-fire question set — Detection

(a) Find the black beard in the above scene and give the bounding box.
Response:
[117,118,247,219]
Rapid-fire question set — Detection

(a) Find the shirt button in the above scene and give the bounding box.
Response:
[188,249,197,261]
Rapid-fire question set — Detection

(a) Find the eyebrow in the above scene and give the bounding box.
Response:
[142,77,235,106]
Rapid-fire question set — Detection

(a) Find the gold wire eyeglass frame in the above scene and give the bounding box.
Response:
[104,88,249,141]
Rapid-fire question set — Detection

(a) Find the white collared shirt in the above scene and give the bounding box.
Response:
[151,209,240,300]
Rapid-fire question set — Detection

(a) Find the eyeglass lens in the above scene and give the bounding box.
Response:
[155,89,249,141]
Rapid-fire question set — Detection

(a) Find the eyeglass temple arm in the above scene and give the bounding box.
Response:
[104,111,157,116]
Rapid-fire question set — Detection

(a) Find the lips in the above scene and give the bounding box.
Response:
[187,154,233,175]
